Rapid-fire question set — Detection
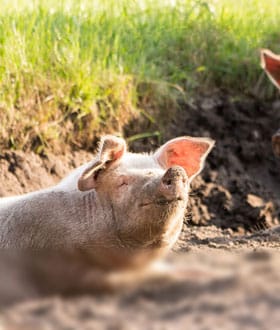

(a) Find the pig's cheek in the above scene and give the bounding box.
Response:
[111,185,134,207]
[137,204,162,223]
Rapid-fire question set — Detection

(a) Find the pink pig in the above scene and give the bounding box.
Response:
[0,135,214,272]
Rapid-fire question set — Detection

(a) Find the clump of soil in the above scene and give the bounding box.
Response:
[180,94,280,232]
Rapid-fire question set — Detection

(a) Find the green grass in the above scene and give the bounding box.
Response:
[0,0,280,152]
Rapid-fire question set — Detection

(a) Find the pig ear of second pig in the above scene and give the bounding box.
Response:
[77,136,126,191]
[154,137,215,182]
[260,49,280,90]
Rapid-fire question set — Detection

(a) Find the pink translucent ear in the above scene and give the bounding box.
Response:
[260,49,280,90]
[154,137,215,181]
[78,135,126,191]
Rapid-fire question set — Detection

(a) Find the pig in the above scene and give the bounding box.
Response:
[0,135,214,274]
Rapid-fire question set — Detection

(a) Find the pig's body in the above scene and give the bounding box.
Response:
[0,189,98,248]
[0,136,214,272]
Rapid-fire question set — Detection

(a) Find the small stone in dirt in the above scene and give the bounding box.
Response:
[247,194,264,208]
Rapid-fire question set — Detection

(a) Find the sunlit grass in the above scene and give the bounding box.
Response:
[0,0,280,151]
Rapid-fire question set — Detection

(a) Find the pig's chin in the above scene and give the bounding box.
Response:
[130,197,187,251]
[138,196,188,224]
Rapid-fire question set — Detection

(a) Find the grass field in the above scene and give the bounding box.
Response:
[0,0,280,152]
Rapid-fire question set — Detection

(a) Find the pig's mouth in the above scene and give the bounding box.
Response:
[140,197,185,207]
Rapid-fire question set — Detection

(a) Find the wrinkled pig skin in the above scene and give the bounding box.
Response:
[0,135,214,271]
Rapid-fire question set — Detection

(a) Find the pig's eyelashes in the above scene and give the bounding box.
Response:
[118,177,129,188]
[118,181,129,188]
[119,182,128,188]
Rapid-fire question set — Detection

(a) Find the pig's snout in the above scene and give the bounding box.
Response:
[158,166,188,203]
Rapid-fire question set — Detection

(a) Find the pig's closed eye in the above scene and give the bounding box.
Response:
[118,177,129,187]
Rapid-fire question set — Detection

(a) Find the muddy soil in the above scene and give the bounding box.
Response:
[1,94,280,329]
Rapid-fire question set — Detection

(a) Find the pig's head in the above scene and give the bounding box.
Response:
[77,135,214,268]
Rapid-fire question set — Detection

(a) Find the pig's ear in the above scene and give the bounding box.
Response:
[260,49,280,90]
[154,136,215,182]
[78,135,126,191]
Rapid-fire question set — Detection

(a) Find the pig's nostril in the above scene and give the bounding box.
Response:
[166,179,172,186]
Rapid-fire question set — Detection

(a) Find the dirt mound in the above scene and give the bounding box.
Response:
[0,150,92,196]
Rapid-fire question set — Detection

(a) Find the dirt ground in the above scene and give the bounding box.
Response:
[1,93,280,329]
